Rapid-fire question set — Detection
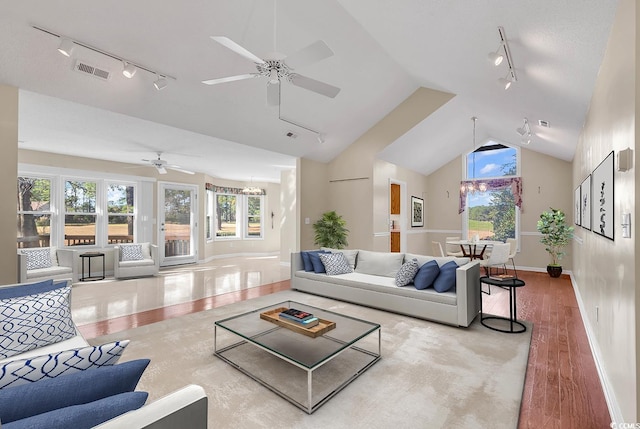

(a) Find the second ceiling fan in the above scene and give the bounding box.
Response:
[202,36,340,106]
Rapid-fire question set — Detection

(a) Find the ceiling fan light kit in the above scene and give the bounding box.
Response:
[142,153,195,175]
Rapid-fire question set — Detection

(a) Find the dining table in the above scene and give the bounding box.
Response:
[445,239,504,260]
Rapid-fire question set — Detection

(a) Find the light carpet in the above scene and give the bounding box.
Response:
[92,290,532,429]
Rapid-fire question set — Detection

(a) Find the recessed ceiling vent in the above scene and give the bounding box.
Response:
[538,119,550,128]
[285,131,298,139]
[74,60,111,81]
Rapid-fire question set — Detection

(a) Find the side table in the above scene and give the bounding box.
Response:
[80,252,105,281]
[479,276,526,333]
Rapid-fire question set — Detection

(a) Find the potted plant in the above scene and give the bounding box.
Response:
[312,211,349,249]
[536,208,574,277]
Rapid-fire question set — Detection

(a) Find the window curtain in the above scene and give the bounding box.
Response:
[205,183,266,196]
[458,177,522,214]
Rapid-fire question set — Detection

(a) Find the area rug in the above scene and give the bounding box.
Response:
[91,290,532,429]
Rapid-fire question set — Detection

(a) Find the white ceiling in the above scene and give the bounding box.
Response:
[0,1,618,183]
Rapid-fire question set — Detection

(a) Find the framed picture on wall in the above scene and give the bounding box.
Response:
[574,185,581,226]
[591,151,614,240]
[580,175,591,231]
[411,196,424,227]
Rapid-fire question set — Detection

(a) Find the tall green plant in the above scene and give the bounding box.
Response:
[536,208,574,266]
[313,211,349,249]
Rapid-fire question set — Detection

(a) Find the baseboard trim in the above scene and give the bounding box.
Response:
[570,273,620,423]
[198,251,280,264]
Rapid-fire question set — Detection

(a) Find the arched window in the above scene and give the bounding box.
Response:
[460,141,522,241]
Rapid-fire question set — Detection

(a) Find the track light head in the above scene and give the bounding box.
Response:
[498,75,512,90]
[122,62,137,78]
[57,38,75,57]
[153,76,168,90]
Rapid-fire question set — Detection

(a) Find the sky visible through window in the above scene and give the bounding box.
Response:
[467,143,516,206]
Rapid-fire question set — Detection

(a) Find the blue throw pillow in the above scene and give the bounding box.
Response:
[433,261,457,293]
[0,359,150,423]
[413,260,440,290]
[0,279,63,300]
[308,251,328,273]
[300,251,325,272]
[2,391,148,429]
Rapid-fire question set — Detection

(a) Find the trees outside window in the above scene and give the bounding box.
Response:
[17,177,52,248]
[245,195,263,238]
[215,193,264,239]
[107,184,135,243]
[216,194,238,237]
[465,143,518,241]
[64,180,97,246]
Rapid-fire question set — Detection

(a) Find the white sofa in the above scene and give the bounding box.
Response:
[291,250,481,327]
[0,280,206,428]
[17,247,78,284]
[114,243,159,279]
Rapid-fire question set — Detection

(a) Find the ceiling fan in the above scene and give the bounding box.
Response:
[202,37,341,106]
[141,153,195,175]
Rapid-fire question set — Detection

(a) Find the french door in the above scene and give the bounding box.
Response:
[158,183,198,266]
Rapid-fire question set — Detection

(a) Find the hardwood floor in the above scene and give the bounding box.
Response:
[79,272,611,428]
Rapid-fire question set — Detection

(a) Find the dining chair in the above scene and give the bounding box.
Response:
[431,241,445,257]
[506,238,518,276]
[445,236,465,257]
[478,242,511,294]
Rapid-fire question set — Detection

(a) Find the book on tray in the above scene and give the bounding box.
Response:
[279,308,320,328]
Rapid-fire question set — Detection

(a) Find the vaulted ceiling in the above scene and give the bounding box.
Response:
[0,1,618,182]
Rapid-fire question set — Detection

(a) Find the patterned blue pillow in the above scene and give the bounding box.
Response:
[0,285,75,360]
[21,248,53,270]
[0,340,130,389]
[119,244,144,261]
[395,258,419,286]
[319,252,353,275]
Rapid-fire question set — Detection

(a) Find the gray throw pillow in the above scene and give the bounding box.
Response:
[319,252,353,275]
[396,258,419,286]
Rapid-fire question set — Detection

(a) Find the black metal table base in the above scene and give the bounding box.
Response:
[479,276,527,334]
[80,252,105,282]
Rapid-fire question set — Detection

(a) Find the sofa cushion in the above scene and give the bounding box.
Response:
[2,391,148,429]
[0,285,75,360]
[120,244,144,262]
[321,248,358,269]
[20,248,53,270]
[319,252,353,275]
[414,260,440,290]
[0,279,58,300]
[0,358,150,424]
[0,340,130,389]
[300,250,325,272]
[119,259,155,267]
[25,266,73,280]
[308,251,327,273]
[355,250,404,278]
[433,261,457,293]
[395,259,419,286]
[405,253,470,268]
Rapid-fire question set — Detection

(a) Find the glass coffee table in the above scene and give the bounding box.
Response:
[214,301,381,414]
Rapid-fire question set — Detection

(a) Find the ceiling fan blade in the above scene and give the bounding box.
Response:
[210,36,266,64]
[289,74,341,98]
[202,73,259,85]
[266,81,280,106]
[167,165,196,175]
[284,40,334,70]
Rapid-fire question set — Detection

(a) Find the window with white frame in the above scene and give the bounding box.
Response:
[463,142,520,241]
[206,189,214,241]
[17,176,54,248]
[245,195,263,238]
[107,183,135,244]
[216,193,238,238]
[64,179,98,246]
[215,192,264,240]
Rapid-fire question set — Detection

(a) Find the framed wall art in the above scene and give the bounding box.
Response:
[411,196,424,227]
[591,151,614,240]
[574,186,581,226]
[580,175,591,231]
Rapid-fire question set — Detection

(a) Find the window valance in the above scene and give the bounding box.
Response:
[205,183,266,196]
[458,177,522,214]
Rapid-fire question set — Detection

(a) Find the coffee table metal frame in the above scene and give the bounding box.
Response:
[214,301,381,414]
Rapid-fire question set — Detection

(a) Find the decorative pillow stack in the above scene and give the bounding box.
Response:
[0,280,76,360]
[397,258,458,293]
[0,358,150,428]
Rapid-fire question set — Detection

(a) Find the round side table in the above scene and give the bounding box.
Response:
[479,276,526,333]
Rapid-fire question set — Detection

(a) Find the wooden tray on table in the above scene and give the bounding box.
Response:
[260,307,336,338]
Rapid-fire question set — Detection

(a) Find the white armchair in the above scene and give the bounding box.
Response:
[114,243,159,279]
[17,247,78,284]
